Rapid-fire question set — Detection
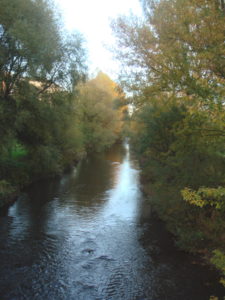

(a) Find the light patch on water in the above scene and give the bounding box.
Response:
[7,197,32,241]
[101,141,141,223]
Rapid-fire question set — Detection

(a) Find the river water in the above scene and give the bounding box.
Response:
[0,142,224,300]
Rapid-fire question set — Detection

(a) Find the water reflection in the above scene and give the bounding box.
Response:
[0,142,224,300]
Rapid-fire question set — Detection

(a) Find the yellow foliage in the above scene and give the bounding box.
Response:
[181,187,205,207]
[76,72,125,151]
[182,187,225,209]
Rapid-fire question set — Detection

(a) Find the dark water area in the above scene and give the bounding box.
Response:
[0,142,224,300]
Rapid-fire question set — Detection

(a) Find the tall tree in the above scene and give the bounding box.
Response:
[112,0,225,277]
[112,0,225,106]
[0,0,87,188]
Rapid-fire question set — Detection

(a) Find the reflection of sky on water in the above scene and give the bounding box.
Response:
[101,144,141,223]
[6,141,139,241]
[1,142,223,300]
[8,199,32,241]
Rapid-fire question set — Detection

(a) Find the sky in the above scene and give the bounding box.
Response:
[54,0,142,80]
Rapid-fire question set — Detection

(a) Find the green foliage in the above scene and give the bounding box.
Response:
[112,0,225,272]
[0,0,87,96]
[11,143,27,159]
[28,145,62,178]
[0,0,89,206]
[211,250,225,287]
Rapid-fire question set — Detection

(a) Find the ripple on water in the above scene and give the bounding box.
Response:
[0,143,224,300]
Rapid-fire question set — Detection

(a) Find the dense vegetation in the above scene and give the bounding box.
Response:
[113,0,225,285]
[0,0,123,206]
[1,0,224,292]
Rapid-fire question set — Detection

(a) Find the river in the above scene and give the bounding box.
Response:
[0,142,224,300]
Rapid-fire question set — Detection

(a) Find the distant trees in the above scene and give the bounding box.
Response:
[76,72,125,152]
[112,0,225,285]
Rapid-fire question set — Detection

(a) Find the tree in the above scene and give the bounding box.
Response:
[0,0,87,98]
[76,72,123,152]
[112,0,225,106]
[0,0,88,193]
[112,0,225,260]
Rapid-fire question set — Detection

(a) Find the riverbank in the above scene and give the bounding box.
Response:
[0,157,82,210]
[0,181,19,209]
[139,173,225,294]
[0,142,125,210]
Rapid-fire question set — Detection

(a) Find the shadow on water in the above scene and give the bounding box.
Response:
[0,141,224,300]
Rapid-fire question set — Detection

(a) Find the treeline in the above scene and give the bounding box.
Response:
[0,0,124,206]
[113,0,225,286]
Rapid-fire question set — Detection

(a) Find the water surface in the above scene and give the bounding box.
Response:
[0,142,224,299]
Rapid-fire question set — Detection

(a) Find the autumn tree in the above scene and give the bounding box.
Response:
[76,72,124,152]
[112,0,225,279]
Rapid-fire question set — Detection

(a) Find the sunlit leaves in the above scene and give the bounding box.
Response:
[76,72,122,152]
[182,187,225,209]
